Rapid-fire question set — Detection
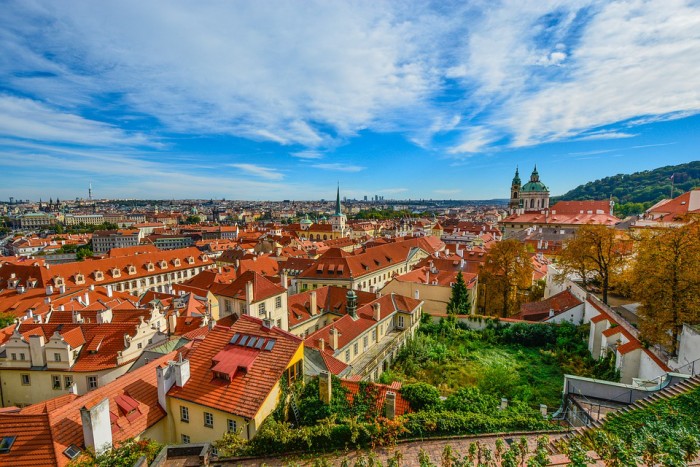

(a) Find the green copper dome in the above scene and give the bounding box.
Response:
[521,181,548,192]
[520,165,548,192]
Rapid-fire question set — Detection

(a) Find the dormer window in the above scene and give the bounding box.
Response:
[75,274,85,285]
[187,256,195,265]
[200,255,209,262]
[159,260,167,269]
[94,270,104,281]
[54,277,64,287]
[173,258,181,267]
[146,262,155,272]
[128,265,137,275]
[112,268,121,278]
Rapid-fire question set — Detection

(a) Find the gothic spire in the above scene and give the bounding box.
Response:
[335,183,341,215]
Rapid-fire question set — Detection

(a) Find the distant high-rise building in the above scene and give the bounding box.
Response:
[364,195,367,201]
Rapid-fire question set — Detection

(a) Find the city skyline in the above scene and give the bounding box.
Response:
[1,1,699,201]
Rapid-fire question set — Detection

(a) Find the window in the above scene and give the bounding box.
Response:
[363,335,368,350]
[64,375,73,389]
[87,376,98,390]
[258,302,266,316]
[0,436,16,454]
[181,434,190,444]
[372,329,377,341]
[204,412,214,428]
[20,374,30,386]
[63,445,81,460]
[275,296,282,309]
[54,352,62,362]
[52,375,61,390]
[137,342,143,349]
[180,406,189,423]
[10,353,16,361]
[353,342,358,355]
[398,315,405,328]
[276,319,281,328]
[345,350,350,362]
[225,300,232,313]
[227,419,237,433]
[19,353,25,361]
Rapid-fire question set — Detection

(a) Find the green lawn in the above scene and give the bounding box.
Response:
[380,320,608,409]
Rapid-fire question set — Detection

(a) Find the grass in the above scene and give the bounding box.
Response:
[380,321,600,409]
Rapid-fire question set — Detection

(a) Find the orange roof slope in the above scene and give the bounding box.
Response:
[287,286,377,328]
[518,289,583,321]
[211,270,285,302]
[168,316,302,419]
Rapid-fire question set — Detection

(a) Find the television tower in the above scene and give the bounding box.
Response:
[88,183,93,201]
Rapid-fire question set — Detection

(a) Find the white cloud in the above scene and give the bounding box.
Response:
[312,163,365,172]
[291,151,324,160]
[0,95,154,146]
[229,163,284,180]
[574,130,638,141]
[448,127,496,154]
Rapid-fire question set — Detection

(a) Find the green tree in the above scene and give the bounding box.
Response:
[400,382,441,411]
[447,271,471,315]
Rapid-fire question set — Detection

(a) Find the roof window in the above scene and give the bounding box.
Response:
[0,436,16,454]
[63,445,81,460]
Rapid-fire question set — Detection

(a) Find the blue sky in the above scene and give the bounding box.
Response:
[0,0,699,201]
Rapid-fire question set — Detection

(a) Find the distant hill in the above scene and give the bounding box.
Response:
[557,161,700,217]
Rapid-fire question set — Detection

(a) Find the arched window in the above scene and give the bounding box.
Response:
[530,199,534,208]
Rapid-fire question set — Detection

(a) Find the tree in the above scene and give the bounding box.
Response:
[632,221,700,356]
[446,271,471,315]
[557,225,628,304]
[480,239,532,317]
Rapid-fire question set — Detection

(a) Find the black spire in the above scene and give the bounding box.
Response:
[335,183,341,216]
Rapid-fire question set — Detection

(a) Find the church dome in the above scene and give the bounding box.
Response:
[521,180,548,192]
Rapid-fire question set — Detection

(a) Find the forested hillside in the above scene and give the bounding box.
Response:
[557,161,700,217]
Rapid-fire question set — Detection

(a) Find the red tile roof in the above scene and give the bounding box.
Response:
[211,270,285,303]
[304,294,422,353]
[0,352,176,467]
[518,289,583,322]
[168,316,302,419]
[287,286,377,328]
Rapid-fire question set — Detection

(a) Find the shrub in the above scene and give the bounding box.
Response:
[443,387,498,414]
[401,382,441,411]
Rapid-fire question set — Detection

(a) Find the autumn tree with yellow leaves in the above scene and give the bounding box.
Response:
[632,221,700,357]
[557,224,629,304]
[480,239,532,317]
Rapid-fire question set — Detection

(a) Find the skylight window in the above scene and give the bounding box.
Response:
[63,445,81,459]
[0,436,16,454]
[264,339,276,351]
[255,339,265,349]
[229,333,240,345]
[238,335,249,346]
[247,337,258,348]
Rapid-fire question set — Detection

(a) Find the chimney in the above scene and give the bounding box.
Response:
[319,370,332,404]
[262,314,273,329]
[373,303,381,321]
[310,291,317,315]
[331,327,339,349]
[106,284,113,298]
[81,399,113,455]
[156,362,176,410]
[280,271,288,290]
[83,292,90,306]
[549,309,555,318]
[347,290,358,319]
[46,285,54,296]
[245,281,254,306]
[59,285,66,294]
[89,284,95,291]
[414,289,420,300]
[168,313,177,334]
[319,337,325,352]
[28,334,46,367]
[174,353,190,387]
[96,308,113,324]
[384,391,397,420]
